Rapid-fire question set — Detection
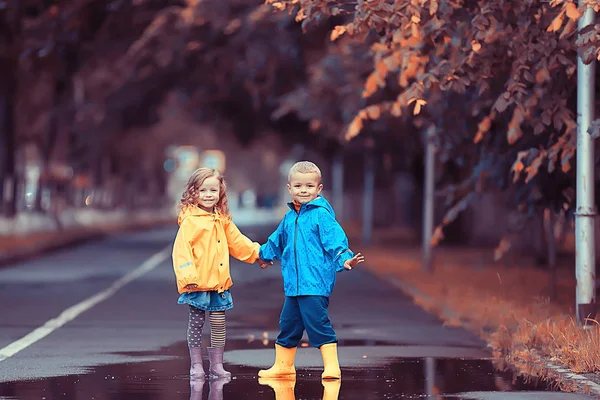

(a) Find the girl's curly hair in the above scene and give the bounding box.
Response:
[179,167,231,219]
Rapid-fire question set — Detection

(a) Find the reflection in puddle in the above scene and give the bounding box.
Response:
[0,341,560,400]
[189,377,231,400]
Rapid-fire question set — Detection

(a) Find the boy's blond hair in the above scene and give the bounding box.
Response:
[288,161,322,183]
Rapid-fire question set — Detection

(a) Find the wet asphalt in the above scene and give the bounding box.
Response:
[0,224,593,399]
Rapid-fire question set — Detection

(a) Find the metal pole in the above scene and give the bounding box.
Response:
[575,1,597,326]
[422,125,436,272]
[362,146,374,245]
[332,148,344,222]
[424,357,436,396]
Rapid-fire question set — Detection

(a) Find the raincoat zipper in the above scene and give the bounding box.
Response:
[294,210,299,296]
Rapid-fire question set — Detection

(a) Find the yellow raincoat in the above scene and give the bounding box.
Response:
[172,205,260,294]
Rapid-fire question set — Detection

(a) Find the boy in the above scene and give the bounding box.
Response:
[258,161,364,380]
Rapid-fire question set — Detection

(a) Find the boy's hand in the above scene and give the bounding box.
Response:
[259,259,273,269]
[344,253,365,270]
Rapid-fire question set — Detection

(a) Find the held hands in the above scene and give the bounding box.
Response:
[344,252,365,270]
[184,283,198,290]
[259,259,273,269]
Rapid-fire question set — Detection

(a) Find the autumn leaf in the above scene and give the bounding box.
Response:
[270,2,286,11]
[560,19,578,39]
[474,116,492,143]
[330,25,346,41]
[494,96,510,113]
[407,98,427,115]
[391,101,402,117]
[430,0,438,15]
[561,148,573,172]
[365,105,382,120]
[512,160,524,175]
[525,154,545,183]
[547,11,565,32]
[507,126,523,144]
[494,238,511,261]
[588,119,600,139]
[474,131,484,143]
[345,115,364,141]
[431,226,444,246]
[511,151,529,182]
[565,3,580,20]
[411,23,420,38]
[413,99,426,115]
[363,72,383,98]
[383,54,401,70]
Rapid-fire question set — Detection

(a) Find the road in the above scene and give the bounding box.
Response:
[0,224,592,399]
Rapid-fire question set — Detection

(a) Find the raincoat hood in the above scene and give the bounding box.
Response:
[177,206,226,226]
[288,195,335,217]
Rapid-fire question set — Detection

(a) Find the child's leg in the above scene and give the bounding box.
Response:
[258,296,303,378]
[208,311,227,347]
[207,311,231,379]
[298,296,340,379]
[188,306,206,379]
[298,296,336,347]
[276,296,305,348]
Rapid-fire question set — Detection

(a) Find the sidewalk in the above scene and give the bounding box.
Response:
[0,207,175,266]
[346,225,600,397]
[0,206,283,267]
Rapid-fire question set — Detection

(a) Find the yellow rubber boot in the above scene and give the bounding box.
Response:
[259,376,296,400]
[320,343,341,380]
[258,344,297,378]
[321,379,341,400]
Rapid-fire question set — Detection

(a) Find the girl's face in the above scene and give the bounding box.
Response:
[197,176,220,212]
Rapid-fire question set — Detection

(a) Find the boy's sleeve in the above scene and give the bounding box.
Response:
[316,209,354,272]
[172,219,199,289]
[259,218,285,262]
[224,219,260,263]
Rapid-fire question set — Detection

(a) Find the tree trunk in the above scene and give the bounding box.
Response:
[544,208,557,300]
[0,2,21,218]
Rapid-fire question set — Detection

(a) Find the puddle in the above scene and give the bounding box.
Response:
[0,341,564,400]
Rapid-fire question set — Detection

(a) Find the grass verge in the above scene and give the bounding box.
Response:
[348,226,599,393]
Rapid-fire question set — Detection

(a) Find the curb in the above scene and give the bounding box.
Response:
[0,218,175,268]
[385,274,600,398]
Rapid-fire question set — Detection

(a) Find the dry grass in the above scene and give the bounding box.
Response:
[356,241,600,380]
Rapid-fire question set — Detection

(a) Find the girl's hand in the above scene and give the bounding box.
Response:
[259,259,273,269]
[185,283,198,290]
[344,253,365,270]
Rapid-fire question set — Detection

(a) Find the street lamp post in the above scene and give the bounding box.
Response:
[575,1,597,325]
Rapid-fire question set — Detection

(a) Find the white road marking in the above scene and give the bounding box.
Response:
[0,246,171,362]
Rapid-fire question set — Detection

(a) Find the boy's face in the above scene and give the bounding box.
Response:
[287,172,323,204]
[197,176,220,212]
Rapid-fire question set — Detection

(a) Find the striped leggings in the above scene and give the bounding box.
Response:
[187,306,227,348]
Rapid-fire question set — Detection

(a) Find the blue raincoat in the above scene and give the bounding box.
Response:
[259,195,354,297]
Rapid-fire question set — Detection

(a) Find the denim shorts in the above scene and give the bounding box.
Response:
[177,290,233,311]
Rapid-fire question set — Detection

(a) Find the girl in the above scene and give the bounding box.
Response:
[172,167,263,380]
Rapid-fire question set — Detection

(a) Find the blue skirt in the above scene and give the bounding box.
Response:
[178,290,233,312]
